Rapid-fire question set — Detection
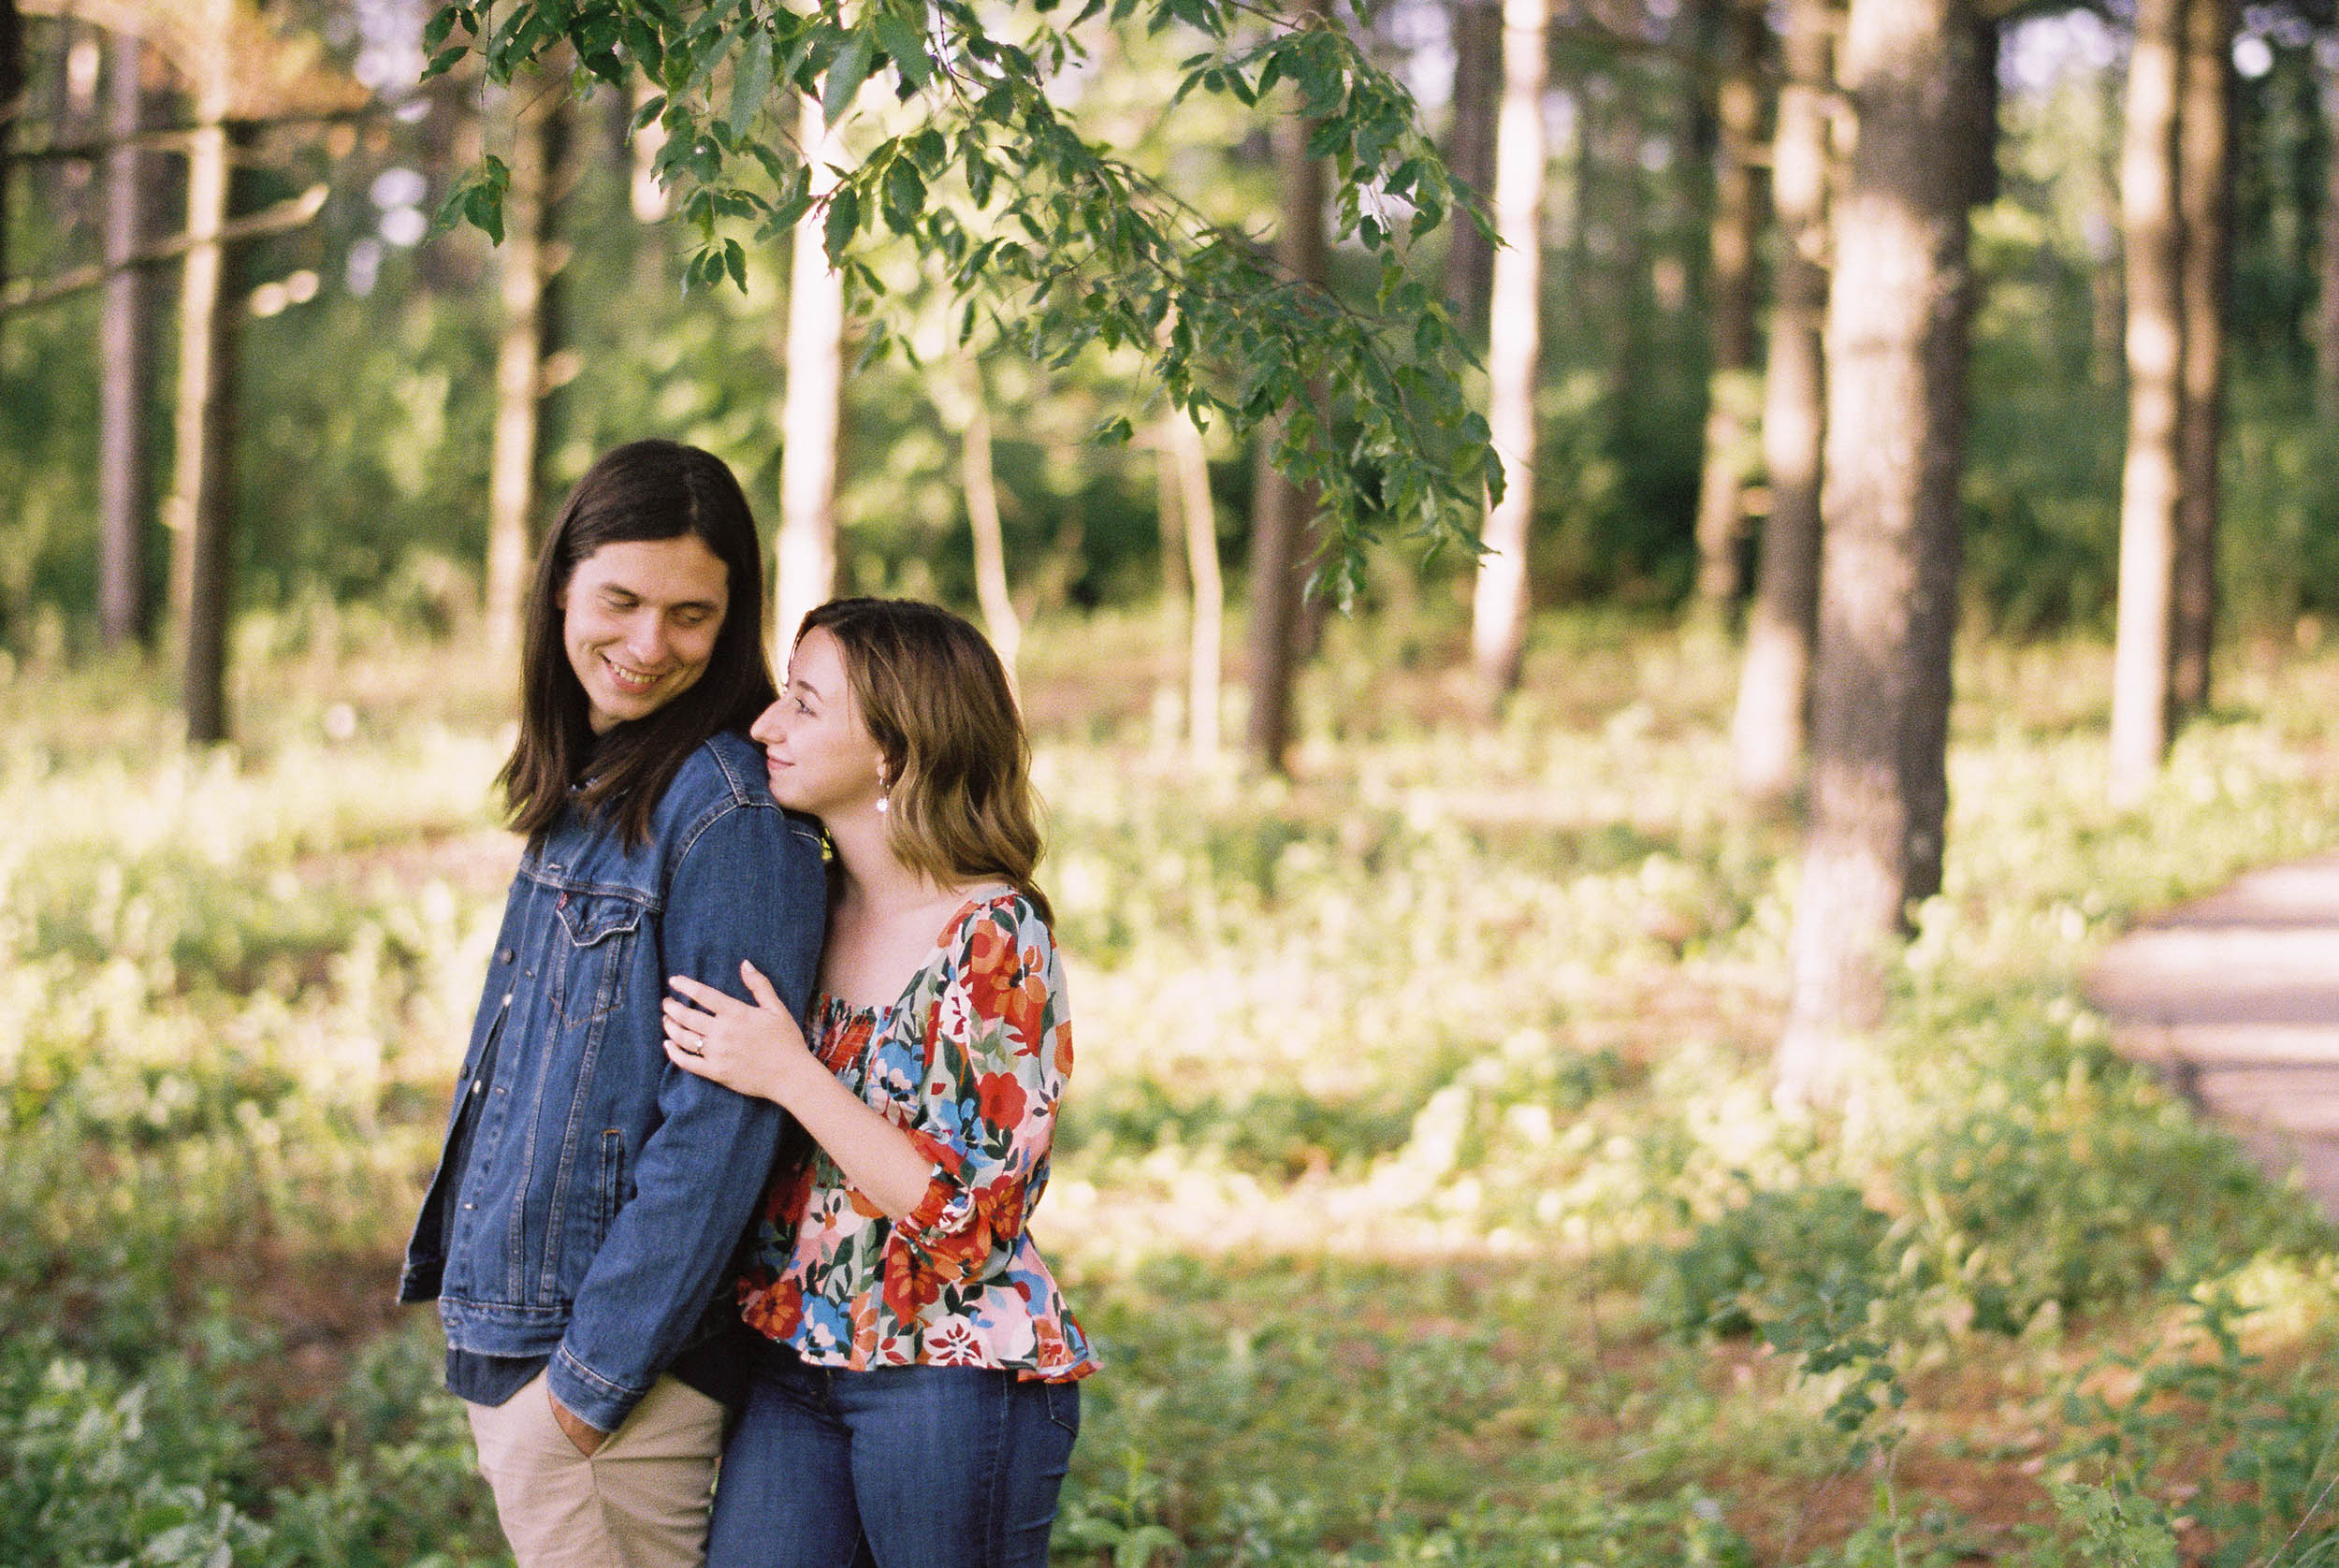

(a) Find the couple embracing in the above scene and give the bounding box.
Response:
[397,439,1097,1568]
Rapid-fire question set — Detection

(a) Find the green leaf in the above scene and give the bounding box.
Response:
[724,238,747,289]
[823,29,875,126]
[727,27,774,139]
[422,44,469,81]
[880,157,926,233]
[821,185,861,263]
[873,6,931,89]
[422,7,459,52]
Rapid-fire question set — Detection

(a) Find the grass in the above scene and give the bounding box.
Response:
[7,608,2339,1565]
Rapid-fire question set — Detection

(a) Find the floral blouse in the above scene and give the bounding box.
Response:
[736,891,1097,1382]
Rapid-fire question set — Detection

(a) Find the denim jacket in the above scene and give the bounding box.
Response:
[400,729,826,1432]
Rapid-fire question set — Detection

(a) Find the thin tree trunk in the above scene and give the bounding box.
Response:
[2108,0,2186,803]
[1444,0,1500,336]
[1470,0,1547,696]
[2172,0,2231,718]
[167,73,242,744]
[1690,0,1764,614]
[1776,0,1984,1109]
[1168,405,1224,761]
[630,74,668,296]
[1598,86,1651,419]
[1246,105,1328,775]
[97,25,154,649]
[484,80,557,661]
[777,92,844,652]
[0,0,22,314]
[1732,0,1832,805]
[959,358,1021,687]
[2317,41,2339,428]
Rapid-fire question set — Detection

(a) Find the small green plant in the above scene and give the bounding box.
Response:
[1650,1182,1909,1439]
[1057,1445,1185,1567]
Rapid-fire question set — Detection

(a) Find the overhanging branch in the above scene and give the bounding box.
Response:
[0,181,326,315]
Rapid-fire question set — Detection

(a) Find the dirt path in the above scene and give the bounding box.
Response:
[2085,852,2339,1217]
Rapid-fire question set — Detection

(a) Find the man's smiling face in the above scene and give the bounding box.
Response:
[559,535,731,733]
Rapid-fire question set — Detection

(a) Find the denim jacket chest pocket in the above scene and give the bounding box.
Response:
[553,887,647,1024]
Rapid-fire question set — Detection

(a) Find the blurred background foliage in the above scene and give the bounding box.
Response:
[10,5,2339,658]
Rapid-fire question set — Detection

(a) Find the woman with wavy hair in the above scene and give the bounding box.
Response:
[660,597,1096,1568]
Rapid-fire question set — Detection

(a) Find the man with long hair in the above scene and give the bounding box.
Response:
[400,441,826,1568]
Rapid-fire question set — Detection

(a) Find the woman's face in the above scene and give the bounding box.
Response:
[749,627,888,820]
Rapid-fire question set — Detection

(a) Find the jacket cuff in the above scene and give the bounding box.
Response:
[547,1343,648,1435]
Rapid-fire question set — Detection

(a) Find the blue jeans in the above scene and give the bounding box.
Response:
[705,1342,1081,1568]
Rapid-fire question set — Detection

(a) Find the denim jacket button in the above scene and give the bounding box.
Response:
[501,948,516,965]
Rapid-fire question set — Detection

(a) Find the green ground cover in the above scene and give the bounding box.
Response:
[7,615,2339,1565]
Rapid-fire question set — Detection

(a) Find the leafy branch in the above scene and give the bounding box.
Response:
[421,0,1501,595]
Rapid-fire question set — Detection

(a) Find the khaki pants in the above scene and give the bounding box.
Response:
[467,1370,725,1568]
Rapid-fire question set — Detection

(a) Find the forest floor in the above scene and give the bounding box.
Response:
[2088,851,2339,1218]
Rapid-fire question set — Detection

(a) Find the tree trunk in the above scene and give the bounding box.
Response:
[1470,0,1547,696]
[167,98,244,744]
[630,74,669,295]
[1596,86,1650,417]
[1443,0,1500,336]
[1246,106,1327,775]
[2172,0,2231,718]
[483,80,559,661]
[1776,0,1984,1110]
[0,0,22,315]
[2317,40,2339,429]
[1731,0,1832,804]
[2108,0,2186,804]
[97,25,155,649]
[1690,0,1765,614]
[1167,405,1224,761]
[958,358,1022,688]
[776,92,845,653]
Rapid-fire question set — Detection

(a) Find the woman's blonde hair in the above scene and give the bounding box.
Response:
[797,598,1051,922]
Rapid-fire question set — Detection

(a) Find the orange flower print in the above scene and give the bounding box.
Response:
[882,1243,948,1325]
[975,1067,1027,1131]
[740,1277,805,1343]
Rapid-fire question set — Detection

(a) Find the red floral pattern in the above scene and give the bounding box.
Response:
[734,892,1097,1381]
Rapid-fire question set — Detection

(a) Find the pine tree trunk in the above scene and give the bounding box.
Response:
[777,92,844,652]
[2109,0,2186,804]
[1168,406,1224,761]
[1470,0,1547,696]
[484,81,558,661]
[2317,41,2339,429]
[959,359,1021,688]
[1246,107,1327,775]
[1731,0,1832,805]
[1690,0,1764,614]
[168,104,245,744]
[0,0,22,315]
[1598,88,1650,417]
[97,26,155,649]
[1776,0,1984,1110]
[2172,0,2231,718]
[630,75,669,295]
[1443,0,1500,337]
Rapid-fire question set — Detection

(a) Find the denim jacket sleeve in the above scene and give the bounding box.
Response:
[546,799,825,1432]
